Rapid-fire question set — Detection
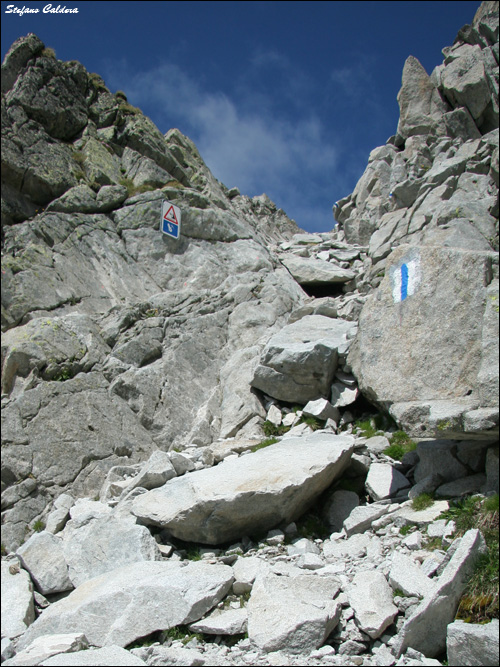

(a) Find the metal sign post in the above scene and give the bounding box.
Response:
[160,200,181,239]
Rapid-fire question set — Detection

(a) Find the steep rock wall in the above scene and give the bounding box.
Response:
[334,2,499,440]
[1,35,307,549]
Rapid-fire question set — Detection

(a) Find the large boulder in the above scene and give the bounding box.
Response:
[349,245,498,439]
[132,432,355,544]
[281,255,355,286]
[251,315,357,404]
[17,561,234,650]
[247,570,341,653]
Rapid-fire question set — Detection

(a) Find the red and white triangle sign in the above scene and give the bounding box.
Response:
[164,205,179,225]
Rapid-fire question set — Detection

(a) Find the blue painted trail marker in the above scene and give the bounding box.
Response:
[161,200,181,239]
[390,253,421,303]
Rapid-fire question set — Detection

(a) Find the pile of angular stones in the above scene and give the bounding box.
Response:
[2,422,498,666]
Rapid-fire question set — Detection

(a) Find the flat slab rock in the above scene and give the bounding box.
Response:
[39,646,146,666]
[132,432,355,544]
[247,570,341,653]
[347,570,398,639]
[3,633,89,666]
[17,561,234,650]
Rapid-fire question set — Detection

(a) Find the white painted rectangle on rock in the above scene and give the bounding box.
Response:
[390,249,421,303]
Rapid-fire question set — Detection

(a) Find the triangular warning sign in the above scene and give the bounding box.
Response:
[164,205,179,225]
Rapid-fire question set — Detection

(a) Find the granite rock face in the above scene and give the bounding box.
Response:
[335,2,499,441]
[1,34,307,551]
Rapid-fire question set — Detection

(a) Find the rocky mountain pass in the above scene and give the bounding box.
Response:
[1,2,499,666]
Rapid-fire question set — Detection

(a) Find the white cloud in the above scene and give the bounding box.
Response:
[104,59,340,231]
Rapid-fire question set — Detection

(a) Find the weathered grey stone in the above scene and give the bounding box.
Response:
[45,509,71,535]
[266,528,285,545]
[232,556,270,595]
[397,56,448,138]
[365,463,411,501]
[46,185,99,214]
[408,474,444,499]
[281,255,355,286]
[17,532,73,595]
[1,373,157,551]
[251,315,357,404]
[427,519,456,539]
[435,473,487,498]
[247,571,341,653]
[61,514,162,587]
[303,398,340,422]
[348,570,398,639]
[364,436,391,454]
[122,450,177,493]
[18,561,234,650]
[286,537,321,556]
[414,441,469,483]
[349,246,498,437]
[40,646,147,666]
[485,445,499,493]
[297,553,324,570]
[3,633,89,667]
[462,407,499,438]
[1,34,45,95]
[323,533,372,560]
[393,529,487,657]
[168,451,196,476]
[447,618,499,666]
[69,498,112,523]
[132,433,354,544]
[266,404,282,426]
[1,560,35,639]
[130,646,205,666]
[343,503,393,536]
[389,552,436,599]
[95,185,128,212]
[478,279,500,407]
[441,44,493,121]
[322,489,360,532]
[189,607,247,635]
[392,500,449,525]
[330,381,359,407]
[1,314,110,395]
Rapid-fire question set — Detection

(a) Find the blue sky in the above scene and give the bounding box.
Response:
[2,1,482,232]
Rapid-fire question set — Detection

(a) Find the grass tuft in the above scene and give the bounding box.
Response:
[383,430,417,461]
[411,493,435,511]
[441,495,499,623]
[251,437,279,452]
